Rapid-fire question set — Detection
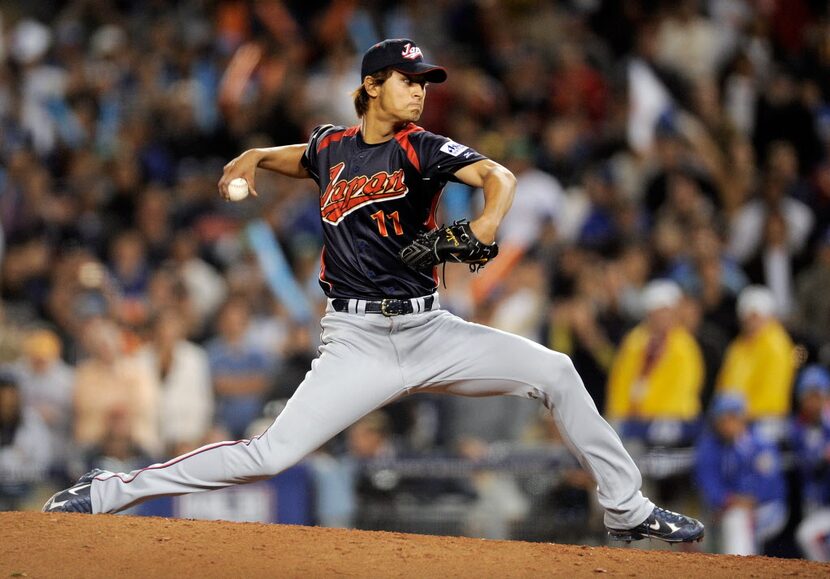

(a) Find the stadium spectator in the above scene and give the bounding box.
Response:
[575,164,623,255]
[12,328,74,478]
[606,280,704,447]
[548,294,616,412]
[728,166,815,266]
[655,169,715,238]
[206,298,269,438]
[520,408,600,544]
[457,435,531,541]
[345,411,476,535]
[107,230,152,326]
[266,319,315,401]
[0,371,51,510]
[168,231,228,329]
[716,285,796,443]
[134,185,174,267]
[137,309,214,455]
[791,365,830,561]
[795,228,830,349]
[498,135,565,234]
[73,317,160,456]
[669,224,748,299]
[743,209,799,319]
[145,266,198,338]
[84,407,153,487]
[654,0,720,82]
[695,393,788,555]
[345,411,404,530]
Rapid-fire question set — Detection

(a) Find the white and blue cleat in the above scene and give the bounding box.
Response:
[42,469,111,514]
[607,506,705,544]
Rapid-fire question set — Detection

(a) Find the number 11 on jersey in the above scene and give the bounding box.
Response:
[370,210,404,237]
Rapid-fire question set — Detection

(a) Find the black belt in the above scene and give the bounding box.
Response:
[331,296,435,316]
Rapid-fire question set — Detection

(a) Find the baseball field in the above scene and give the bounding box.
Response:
[1,512,826,578]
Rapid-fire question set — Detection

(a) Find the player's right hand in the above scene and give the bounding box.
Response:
[218,149,261,200]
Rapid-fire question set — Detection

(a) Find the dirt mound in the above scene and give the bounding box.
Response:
[1,512,826,578]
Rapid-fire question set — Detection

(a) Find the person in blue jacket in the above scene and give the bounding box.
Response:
[695,393,787,554]
[792,365,830,561]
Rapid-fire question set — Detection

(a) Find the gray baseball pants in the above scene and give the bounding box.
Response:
[92,296,654,529]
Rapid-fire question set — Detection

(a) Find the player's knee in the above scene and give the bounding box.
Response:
[537,351,579,402]
[555,351,578,373]
[548,351,578,383]
[255,435,307,477]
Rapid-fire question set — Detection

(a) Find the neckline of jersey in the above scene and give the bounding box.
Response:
[354,123,419,149]
[355,129,391,149]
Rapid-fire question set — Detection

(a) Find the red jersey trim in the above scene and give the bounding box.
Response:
[394,123,425,173]
[425,185,444,229]
[426,186,446,287]
[317,125,359,153]
[319,246,333,291]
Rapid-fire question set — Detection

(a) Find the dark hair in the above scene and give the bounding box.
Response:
[352,68,394,118]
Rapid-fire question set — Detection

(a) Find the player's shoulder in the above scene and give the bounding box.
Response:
[407,127,481,158]
[405,125,448,145]
[309,123,347,141]
[308,124,360,153]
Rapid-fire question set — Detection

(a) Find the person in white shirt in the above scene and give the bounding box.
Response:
[137,308,214,455]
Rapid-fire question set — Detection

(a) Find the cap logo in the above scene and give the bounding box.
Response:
[401,42,422,60]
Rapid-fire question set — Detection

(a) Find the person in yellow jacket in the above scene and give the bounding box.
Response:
[607,280,705,446]
[716,285,796,443]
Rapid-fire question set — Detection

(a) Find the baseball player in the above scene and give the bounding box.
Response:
[695,394,787,554]
[44,38,703,544]
[792,365,830,561]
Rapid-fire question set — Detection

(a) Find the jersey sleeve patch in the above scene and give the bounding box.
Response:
[414,129,487,182]
[439,140,469,157]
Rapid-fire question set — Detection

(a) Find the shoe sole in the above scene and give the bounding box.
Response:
[607,529,705,544]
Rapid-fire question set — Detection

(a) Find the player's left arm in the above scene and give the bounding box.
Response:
[453,160,516,244]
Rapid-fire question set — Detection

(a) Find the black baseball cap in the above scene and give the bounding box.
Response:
[361,38,447,83]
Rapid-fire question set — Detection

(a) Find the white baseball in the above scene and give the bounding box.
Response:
[227,177,250,201]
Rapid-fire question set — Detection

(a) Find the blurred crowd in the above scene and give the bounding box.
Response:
[2,0,830,560]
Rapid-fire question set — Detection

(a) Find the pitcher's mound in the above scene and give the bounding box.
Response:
[1,512,826,578]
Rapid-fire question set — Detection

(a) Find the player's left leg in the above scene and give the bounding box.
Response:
[402,310,703,542]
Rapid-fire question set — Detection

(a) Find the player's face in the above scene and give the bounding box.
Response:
[377,71,428,122]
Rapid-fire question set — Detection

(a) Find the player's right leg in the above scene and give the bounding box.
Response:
[44,311,407,514]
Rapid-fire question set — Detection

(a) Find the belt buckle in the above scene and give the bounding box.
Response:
[380,299,405,317]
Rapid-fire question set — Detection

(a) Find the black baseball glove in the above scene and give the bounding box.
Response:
[399,219,499,273]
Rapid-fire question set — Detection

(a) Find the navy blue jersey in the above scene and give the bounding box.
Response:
[300,123,486,299]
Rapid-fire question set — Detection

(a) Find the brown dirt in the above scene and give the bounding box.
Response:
[1,512,827,578]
